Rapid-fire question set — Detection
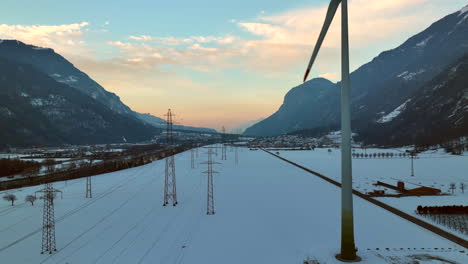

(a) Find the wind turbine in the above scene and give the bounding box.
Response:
[303,0,360,261]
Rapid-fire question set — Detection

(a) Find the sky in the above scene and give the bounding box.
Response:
[0,0,466,131]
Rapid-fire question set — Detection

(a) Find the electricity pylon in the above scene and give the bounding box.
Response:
[85,177,92,198]
[36,183,62,254]
[235,146,239,165]
[163,109,177,206]
[191,148,195,169]
[409,150,417,177]
[221,126,227,160]
[201,147,220,215]
[303,0,359,261]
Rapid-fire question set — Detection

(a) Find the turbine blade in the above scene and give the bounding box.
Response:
[303,0,341,82]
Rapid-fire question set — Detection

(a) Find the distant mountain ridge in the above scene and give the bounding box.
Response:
[245,78,336,136]
[0,39,216,133]
[0,57,158,147]
[244,5,468,145]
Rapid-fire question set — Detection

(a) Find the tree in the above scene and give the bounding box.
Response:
[3,194,17,206]
[68,162,77,170]
[43,159,56,174]
[460,183,465,194]
[25,195,37,205]
[449,183,456,194]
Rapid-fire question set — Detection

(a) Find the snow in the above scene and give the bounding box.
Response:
[30,98,45,107]
[0,107,14,117]
[68,75,78,82]
[397,69,425,81]
[32,46,48,51]
[416,35,432,47]
[0,148,466,263]
[458,5,468,16]
[323,130,358,145]
[278,148,468,241]
[397,71,408,78]
[377,99,411,123]
[56,75,78,84]
[397,70,427,80]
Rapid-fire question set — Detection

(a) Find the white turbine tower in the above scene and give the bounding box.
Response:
[303,0,360,261]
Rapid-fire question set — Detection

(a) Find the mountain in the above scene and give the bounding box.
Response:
[136,112,215,133]
[230,117,265,134]
[245,78,336,136]
[244,5,468,142]
[0,40,216,133]
[0,57,159,147]
[358,54,468,146]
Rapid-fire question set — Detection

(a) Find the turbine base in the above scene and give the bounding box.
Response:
[335,254,361,262]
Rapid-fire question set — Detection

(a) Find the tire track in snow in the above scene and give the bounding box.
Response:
[134,173,205,264]
[0,163,153,253]
[43,174,159,264]
[160,175,204,264]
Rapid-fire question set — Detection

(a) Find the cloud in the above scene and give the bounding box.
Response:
[229,0,465,79]
[105,0,461,81]
[127,34,238,46]
[0,22,89,54]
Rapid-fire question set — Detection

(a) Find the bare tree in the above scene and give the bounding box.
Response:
[3,194,17,206]
[460,183,465,194]
[25,195,37,206]
[68,162,77,170]
[449,183,456,194]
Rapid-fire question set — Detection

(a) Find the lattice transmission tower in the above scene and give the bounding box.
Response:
[85,177,92,198]
[191,148,195,169]
[35,183,62,254]
[163,109,177,206]
[221,126,227,160]
[201,147,220,215]
[235,146,239,165]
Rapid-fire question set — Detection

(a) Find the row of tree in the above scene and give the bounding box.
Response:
[0,158,42,178]
[0,157,64,178]
[420,214,467,235]
[352,152,415,159]
[416,205,468,215]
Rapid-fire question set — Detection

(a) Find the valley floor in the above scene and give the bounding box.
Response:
[278,148,468,241]
[0,148,466,263]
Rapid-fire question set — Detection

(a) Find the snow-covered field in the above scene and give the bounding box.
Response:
[277,148,468,240]
[0,148,466,263]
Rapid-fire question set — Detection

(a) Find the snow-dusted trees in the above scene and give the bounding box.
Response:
[25,195,37,206]
[449,183,456,194]
[3,194,17,206]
